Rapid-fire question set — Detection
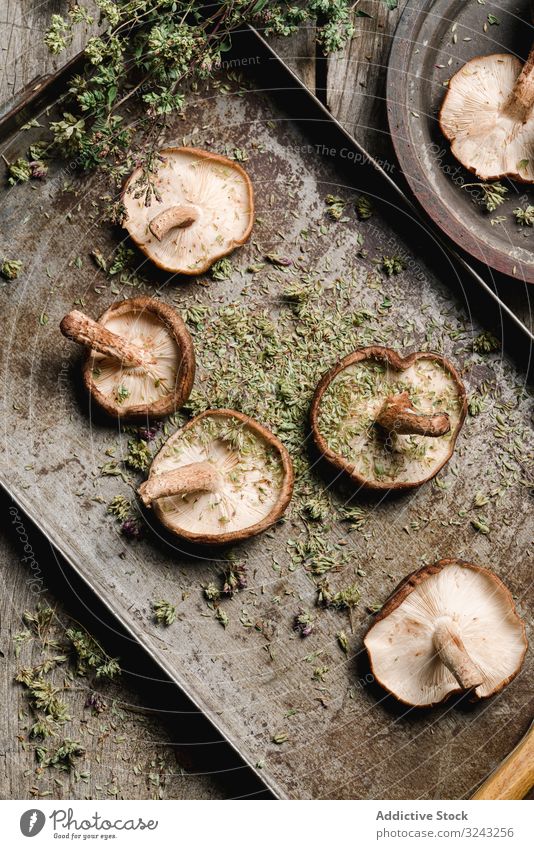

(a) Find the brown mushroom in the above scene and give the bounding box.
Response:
[364,559,528,707]
[60,296,195,419]
[440,43,534,181]
[310,347,466,490]
[138,409,293,544]
[122,147,254,274]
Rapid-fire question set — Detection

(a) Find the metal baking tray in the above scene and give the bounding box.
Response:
[388,0,534,283]
[1,26,532,800]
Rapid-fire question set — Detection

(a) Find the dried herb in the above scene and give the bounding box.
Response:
[468,393,486,417]
[116,384,130,404]
[471,517,490,535]
[355,194,373,219]
[121,517,143,539]
[293,609,314,638]
[85,691,107,713]
[317,580,361,611]
[42,2,355,176]
[325,194,346,220]
[514,205,534,226]
[337,630,349,653]
[381,255,406,276]
[108,494,133,521]
[473,330,500,354]
[222,564,248,597]
[66,627,120,679]
[272,731,288,744]
[203,583,221,602]
[152,599,176,626]
[1,258,23,280]
[125,438,152,471]
[211,257,234,280]
[215,608,229,628]
[36,740,85,771]
[5,157,32,185]
[463,181,507,212]
[312,665,329,682]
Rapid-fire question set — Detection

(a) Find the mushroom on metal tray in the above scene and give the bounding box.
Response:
[122,147,254,274]
[364,559,528,707]
[138,409,294,544]
[60,296,195,419]
[310,346,467,490]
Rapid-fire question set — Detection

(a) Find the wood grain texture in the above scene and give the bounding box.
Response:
[471,723,534,800]
[323,1,406,158]
[0,1,100,120]
[0,492,228,800]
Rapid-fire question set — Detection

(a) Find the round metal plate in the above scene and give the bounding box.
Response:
[387,0,534,283]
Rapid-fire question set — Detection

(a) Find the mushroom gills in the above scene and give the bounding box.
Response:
[440,47,534,181]
[143,414,288,536]
[364,561,527,706]
[123,148,254,273]
[318,359,461,485]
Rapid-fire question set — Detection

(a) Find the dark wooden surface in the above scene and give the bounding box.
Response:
[1,3,532,801]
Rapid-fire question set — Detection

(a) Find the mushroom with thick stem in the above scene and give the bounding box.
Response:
[138,409,294,544]
[440,41,534,182]
[60,296,195,420]
[122,147,254,274]
[310,346,466,490]
[375,391,451,437]
[364,559,528,707]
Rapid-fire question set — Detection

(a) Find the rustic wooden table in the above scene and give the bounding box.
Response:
[1,2,531,800]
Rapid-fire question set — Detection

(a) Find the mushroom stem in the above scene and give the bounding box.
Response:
[60,310,155,370]
[433,617,482,690]
[375,392,450,437]
[138,461,221,507]
[512,44,534,112]
[149,205,198,241]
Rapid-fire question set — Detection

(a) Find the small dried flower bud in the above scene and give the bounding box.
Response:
[293,608,314,637]
[121,518,143,539]
[30,160,48,180]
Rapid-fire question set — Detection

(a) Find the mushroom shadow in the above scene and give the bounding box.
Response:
[353,647,483,723]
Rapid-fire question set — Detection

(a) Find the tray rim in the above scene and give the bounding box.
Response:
[386,0,534,287]
[1,22,533,801]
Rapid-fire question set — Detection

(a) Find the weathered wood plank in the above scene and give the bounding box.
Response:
[0,492,227,800]
[323,1,406,157]
[0,1,100,120]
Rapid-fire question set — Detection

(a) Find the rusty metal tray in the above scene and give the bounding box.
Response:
[388,0,534,283]
[1,27,532,800]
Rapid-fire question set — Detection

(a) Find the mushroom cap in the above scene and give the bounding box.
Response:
[310,347,467,490]
[122,147,254,274]
[83,296,195,419]
[439,53,534,182]
[364,559,528,707]
[147,409,294,544]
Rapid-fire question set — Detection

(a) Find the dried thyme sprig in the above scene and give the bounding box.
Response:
[66,627,120,679]
[42,1,355,179]
[462,181,508,212]
[293,609,315,638]
[1,258,23,280]
[152,599,176,626]
[514,205,534,226]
